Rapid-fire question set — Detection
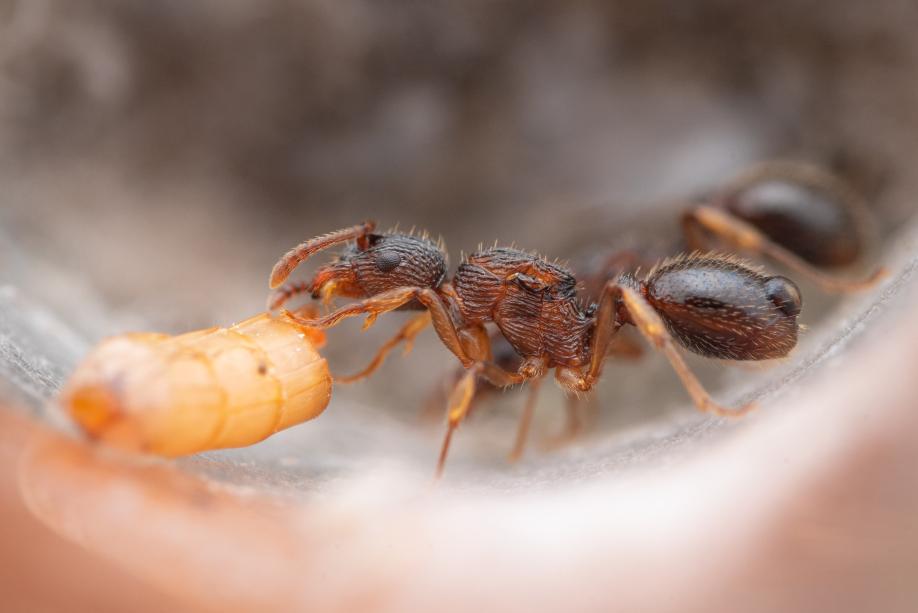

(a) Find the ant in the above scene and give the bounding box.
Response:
[268,226,803,477]
[443,160,887,459]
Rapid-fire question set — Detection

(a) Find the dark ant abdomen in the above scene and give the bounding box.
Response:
[723,176,862,268]
[642,255,801,360]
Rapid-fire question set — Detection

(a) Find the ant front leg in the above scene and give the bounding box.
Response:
[589,281,756,418]
[269,278,349,311]
[267,281,311,311]
[335,312,431,383]
[682,206,886,293]
[287,286,476,370]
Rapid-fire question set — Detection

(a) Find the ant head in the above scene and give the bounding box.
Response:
[311,232,447,301]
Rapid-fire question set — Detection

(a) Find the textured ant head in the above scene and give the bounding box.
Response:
[310,232,448,302]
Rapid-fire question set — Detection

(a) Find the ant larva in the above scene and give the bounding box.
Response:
[62,312,332,456]
[269,226,802,477]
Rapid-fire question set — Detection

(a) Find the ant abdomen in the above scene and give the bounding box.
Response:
[641,254,801,360]
[721,163,865,267]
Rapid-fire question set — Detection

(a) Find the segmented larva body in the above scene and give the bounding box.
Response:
[62,312,332,456]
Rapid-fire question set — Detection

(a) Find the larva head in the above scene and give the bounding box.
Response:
[310,232,448,301]
[643,254,802,360]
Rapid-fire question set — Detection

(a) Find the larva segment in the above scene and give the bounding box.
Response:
[61,313,332,456]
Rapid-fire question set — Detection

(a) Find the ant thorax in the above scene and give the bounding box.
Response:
[455,248,593,368]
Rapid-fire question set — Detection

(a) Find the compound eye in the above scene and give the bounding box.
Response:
[765,276,802,317]
[375,250,402,273]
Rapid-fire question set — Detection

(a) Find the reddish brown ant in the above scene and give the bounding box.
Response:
[489,160,887,458]
[268,223,802,477]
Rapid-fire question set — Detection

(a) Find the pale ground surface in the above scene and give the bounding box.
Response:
[0,212,916,612]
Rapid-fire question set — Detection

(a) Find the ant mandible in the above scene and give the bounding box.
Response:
[268,224,802,477]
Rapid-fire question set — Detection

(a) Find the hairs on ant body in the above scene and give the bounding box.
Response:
[268,227,802,477]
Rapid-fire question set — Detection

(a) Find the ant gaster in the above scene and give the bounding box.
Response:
[268,223,802,477]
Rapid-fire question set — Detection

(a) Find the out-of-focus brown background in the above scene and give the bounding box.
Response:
[3,0,915,328]
[4,0,915,416]
[1,1,917,611]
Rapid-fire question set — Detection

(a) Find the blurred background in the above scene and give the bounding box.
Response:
[1,0,917,611]
[2,0,915,327]
[3,0,915,420]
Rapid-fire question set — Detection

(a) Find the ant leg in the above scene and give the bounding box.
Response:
[284,286,422,329]
[508,376,544,463]
[335,312,431,383]
[287,286,480,371]
[436,360,532,478]
[269,278,348,311]
[421,331,522,425]
[582,392,600,431]
[592,281,756,417]
[543,395,584,452]
[564,394,583,439]
[267,281,311,311]
[283,289,409,330]
[606,332,644,360]
[269,221,375,288]
[682,206,886,292]
[622,284,756,417]
[436,369,476,478]
[562,394,584,439]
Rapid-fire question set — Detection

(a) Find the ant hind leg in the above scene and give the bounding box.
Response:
[616,283,756,417]
[590,280,755,418]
